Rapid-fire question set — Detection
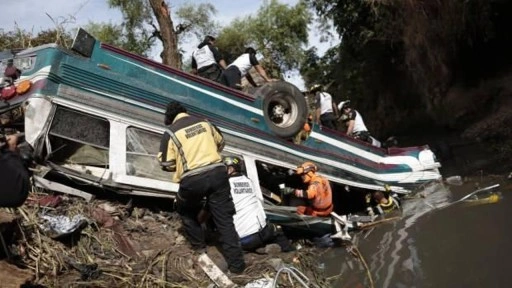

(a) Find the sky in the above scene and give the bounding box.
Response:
[0,0,339,90]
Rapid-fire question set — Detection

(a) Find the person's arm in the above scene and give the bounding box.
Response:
[209,122,225,152]
[345,110,357,136]
[315,108,321,125]
[314,93,321,124]
[332,101,339,118]
[210,45,227,69]
[245,72,259,87]
[248,53,272,82]
[157,133,177,172]
[295,181,318,199]
[6,134,18,152]
[254,65,272,82]
[191,56,198,75]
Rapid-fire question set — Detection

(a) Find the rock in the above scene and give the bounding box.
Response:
[256,244,281,255]
[175,234,186,245]
[267,258,284,271]
[133,208,146,218]
[0,261,34,286]
[98,203,117,214]
[445,175,463,186]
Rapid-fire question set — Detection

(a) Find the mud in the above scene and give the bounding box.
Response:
[0,191,326,288]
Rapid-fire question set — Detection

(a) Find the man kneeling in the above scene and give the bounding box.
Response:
[218,156,294,252]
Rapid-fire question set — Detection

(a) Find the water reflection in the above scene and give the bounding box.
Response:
[324,181,509,287]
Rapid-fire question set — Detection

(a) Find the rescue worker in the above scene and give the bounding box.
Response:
[222,156,294,252]
[311,84,338,130]
[191,35,227,82]
[338,100,372,143]
[293,114,313,144]
[157,101,245,274]
[365,184,401,216]
[293,161,333,217]
[220,47,274,89]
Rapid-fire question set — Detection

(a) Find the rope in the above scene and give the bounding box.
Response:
[348,245,374,288]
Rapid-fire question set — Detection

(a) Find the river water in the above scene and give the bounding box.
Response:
[323,176,512,288]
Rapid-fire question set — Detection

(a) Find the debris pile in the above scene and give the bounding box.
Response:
[0,188,328,287]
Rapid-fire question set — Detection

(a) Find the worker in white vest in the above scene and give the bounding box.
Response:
[220,47,274,89]
[223,156,294,252]
[311,84,338,130]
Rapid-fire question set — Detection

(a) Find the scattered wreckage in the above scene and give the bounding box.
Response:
[1,29,443,235]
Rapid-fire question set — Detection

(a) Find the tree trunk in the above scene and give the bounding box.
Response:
[148,0,181,68]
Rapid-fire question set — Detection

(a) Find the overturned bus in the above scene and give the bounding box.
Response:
[0,29,442,220]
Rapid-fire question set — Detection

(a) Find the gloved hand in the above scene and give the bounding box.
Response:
[294,189,304,198]
[279,184,295,195]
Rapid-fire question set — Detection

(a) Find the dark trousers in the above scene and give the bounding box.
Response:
[320,112,337,130]
[177,166,245,272]
[198,64,222,82]
[220,66,242,89]
[0,151,29,207]
[240,223,294,252]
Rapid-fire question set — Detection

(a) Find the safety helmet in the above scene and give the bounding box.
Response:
[309,84,322,93]
[295,161,317,183]
[223,156,242,173]
[338,100,351,111]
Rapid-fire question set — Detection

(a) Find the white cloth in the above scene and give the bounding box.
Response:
[192,45,216,70]
[228,175,267,238]
[318,92,334,115]
[228,54,253,77]
[352,110,368,133]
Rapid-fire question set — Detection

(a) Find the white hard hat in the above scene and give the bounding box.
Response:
[338,100,350,111]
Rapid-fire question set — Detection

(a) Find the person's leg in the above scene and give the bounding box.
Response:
[205,167,246,273]
[177,175,208,251]
[240,233,264,251]
[262,224,294,252]
[223,67,242,89]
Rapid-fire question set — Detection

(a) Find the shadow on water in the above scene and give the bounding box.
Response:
[323,178,511,288]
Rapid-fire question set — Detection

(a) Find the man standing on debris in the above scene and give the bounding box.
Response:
[220,47,274,89]
[157,101,246,274]
[293,161,333,217]
[221,156,294,252]
[191,35,226,82]
[311,84,338,130]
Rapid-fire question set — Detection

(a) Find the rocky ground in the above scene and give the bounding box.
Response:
[0,188,331,288]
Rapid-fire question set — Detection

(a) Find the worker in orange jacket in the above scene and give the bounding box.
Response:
[293,161,333,217]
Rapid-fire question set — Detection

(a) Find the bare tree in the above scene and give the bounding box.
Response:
[148,0,180,68]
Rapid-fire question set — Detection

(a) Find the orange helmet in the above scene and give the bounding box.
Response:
[295,161,317,183]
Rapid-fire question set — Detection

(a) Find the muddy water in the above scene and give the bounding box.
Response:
[323,177,512,288]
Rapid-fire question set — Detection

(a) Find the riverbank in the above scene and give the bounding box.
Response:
[0,188,329,287]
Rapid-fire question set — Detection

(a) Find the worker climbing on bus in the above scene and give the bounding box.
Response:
[293,161,333,217]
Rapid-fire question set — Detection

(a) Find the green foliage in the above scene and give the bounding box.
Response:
[83,22,124,47]
[107,0,154,56]
[216,0,311,77]
[175,3,220,44]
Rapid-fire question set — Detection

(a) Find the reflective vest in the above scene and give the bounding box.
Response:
[305,174,333,216]
[192,45,216,70]
[228,53,253,77]
[228,175,267,238]
[317,92,334,115]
